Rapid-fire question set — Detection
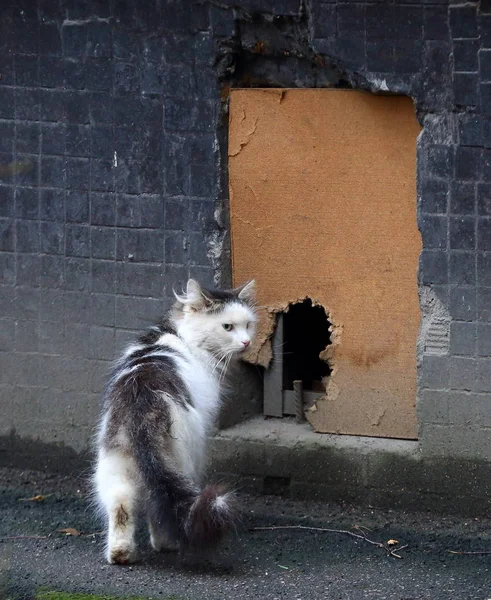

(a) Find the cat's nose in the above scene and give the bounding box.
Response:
[242,340,250,348]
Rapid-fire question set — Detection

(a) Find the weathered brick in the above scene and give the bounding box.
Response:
[165,231,188,265]
[477,323,491,355]
[454,73,478,106]
[449,252,476,285]
[449,6,478,39]
[478,288,491,323]
[421,250,448,285]
[64,322,91,358]
[421,355,450,390]
[90,193,116,226]
[419,390,449,424]
[454,40,479,72]
[66,191,89,223]
[426,145,454,179]
[15,320,38,353]
[478,253,491,286]
[449,217,476,251]
[421,179,448,214]
[116,262,163,297]
[16,254,39,287]
[115,296,164,330]
[40,255,65,289]
[0,88,15,119]
[478,184,491,216]
[447,391,478,426]
[458,114,482,147]
[89,326,116,361]
[16,221,40,253]
[116,228,163,263]
[455,147,481,181]
[91,226,116,260]
[64,291,90,324]
[449,286,477,321]
[65,258,91,292]
[478,217,491,250]
[38,321,65,355]
[40,221,64,255]
[450,182,475,215]
[91,260,116,294]
[450,321,477,356]
[65,225,90,258]
[450,356,478,391]
[0,319,16,353]
[476,358,491,392]
[420,215,447,249]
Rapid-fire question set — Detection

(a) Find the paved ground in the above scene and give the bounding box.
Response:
[0,467,490,600]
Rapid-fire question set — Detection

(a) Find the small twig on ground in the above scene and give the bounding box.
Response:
[18,494,54,502]
[447,550,491,555]
[249,525,408,559]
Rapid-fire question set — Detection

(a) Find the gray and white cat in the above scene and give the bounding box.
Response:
[94,278,257,564]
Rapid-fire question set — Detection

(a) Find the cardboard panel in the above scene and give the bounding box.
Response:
[229,89,421,439]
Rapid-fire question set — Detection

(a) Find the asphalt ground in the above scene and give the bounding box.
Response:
[0,468,490,600]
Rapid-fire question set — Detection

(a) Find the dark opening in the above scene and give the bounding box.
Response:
[282,299,331,392]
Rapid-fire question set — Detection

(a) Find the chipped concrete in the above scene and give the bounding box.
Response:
[209,416,491,515]
[418,286,450,359]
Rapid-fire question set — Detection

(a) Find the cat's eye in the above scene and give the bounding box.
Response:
[246,322,250,329]
[223,323,234,331]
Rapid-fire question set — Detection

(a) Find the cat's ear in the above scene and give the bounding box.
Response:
[175,279,208,311]
[235,279,256,303]
[185,279,209,310]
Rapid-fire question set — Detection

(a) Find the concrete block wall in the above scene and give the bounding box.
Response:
[0,0,223,453]
[0,0,490,465]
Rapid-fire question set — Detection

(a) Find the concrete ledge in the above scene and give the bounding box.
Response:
[2,418,491,516]
[209,417,491,516]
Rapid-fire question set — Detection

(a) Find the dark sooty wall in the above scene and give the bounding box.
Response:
[0,0,489,461]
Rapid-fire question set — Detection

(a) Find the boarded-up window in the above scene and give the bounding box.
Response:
[229,89,421,439]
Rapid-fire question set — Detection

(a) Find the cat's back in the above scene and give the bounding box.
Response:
[109,317,219,418]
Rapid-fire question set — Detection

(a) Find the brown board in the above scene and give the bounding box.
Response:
[228,89,422,439]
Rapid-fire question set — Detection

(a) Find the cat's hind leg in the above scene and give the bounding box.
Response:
[95,450,139,564]
[148,515,180,552]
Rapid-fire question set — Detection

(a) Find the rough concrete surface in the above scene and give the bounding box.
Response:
[0,468,490,600]
[209,418,491,515]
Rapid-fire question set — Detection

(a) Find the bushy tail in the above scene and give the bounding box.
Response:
[130,393,235,550]
[184,483,236,550]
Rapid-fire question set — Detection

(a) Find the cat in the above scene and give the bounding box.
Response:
[94,278,257,565]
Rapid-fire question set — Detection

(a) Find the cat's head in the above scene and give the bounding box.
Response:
[173,279,257,356]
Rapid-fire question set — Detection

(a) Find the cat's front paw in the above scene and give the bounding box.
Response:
[107,542,137,565]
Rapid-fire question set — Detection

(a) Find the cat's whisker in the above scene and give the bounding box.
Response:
[218,353,234,387]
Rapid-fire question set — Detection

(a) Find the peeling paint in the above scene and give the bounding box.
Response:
[371,407,388,427]
[234,215,272,249]
[228,117,258,156]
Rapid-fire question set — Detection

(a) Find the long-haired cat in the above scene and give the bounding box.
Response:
[94,279,257,564]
